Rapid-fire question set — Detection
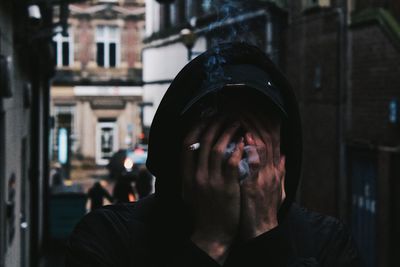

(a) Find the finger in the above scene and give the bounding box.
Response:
[248,127,269,167]
[182,120,209,174]
[244,116,274,167]
[182,120,209,151]
[279,155,286,203]
[241,120,266,169]
[250,115,282,166]
[281,175,286,203]
[210,121,241,176]
[197,117,224,184]
[243,132,261,173]
[181,120,209,199]
[225,138,245,179]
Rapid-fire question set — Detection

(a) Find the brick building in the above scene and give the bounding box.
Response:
[51,0,146,167]
[285,1,400,266]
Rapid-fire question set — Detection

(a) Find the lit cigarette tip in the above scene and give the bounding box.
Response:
[188,142,201,151]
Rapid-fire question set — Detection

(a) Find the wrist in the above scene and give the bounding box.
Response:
[241,218,278,240]
[254,220,278,236]
[191,233,233,264]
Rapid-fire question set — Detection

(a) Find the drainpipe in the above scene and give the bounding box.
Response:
[336,1,349,221]
[264,10,273,59]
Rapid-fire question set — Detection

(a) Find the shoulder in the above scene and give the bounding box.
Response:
[72,194,157,235]
[284,203,360,266]
[65,195,157,266]
[288,203,346,234]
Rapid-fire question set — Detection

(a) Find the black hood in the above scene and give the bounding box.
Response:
[146,42,302,217]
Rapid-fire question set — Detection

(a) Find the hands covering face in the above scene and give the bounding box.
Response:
[181,114,286,263]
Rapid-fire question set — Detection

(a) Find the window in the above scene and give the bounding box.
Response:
[98,0,118,3]
[96,26,121,68]
[185,0,194,20]
[177,0,186,25]
[302,0,330,10]
[201,0,212,14]
[160,4,171,30]
[96,120,118,165]
[53,105,77,156]
[53,29,74,67]
[170,3,178,26]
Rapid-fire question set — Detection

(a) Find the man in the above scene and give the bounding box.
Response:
[66,42,360,266]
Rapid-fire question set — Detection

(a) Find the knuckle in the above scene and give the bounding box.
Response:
[211,146,225,156]
[227,157,240,168]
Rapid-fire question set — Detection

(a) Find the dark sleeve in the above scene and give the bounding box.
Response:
[178,239,222,267]
[226,227,320,267]
[319,222,361,267]
[177,227,320,267]
[65,208,131,267]
[87,188,93,198]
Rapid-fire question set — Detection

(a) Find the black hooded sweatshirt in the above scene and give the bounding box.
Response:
[66,43,360,267]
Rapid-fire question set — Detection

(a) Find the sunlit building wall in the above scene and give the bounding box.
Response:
[51,0,146,166]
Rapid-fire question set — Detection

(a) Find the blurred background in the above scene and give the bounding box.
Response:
[0,0,399,266]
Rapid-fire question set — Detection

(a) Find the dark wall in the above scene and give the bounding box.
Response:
[354,0,400,17]
[285,11,341,217]
[349,24,400,146]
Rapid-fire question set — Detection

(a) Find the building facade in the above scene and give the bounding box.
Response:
[0,1,56,266]
[51,0,146,167]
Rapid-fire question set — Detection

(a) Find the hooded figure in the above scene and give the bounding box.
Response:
[66,43,360,267]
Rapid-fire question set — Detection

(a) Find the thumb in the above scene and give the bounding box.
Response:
[279,155,286,203]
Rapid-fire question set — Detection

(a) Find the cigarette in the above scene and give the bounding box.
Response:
[188,142,201,151]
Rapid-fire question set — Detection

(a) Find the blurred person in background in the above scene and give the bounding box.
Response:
[112,175,137,203]
[87,181,114,211]
[50,162,63,187]
[66,43,359,266]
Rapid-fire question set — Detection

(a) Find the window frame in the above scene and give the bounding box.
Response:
[53,28,74,68]
[53,105,77,155]
[95,25,121,68]
[302,0,331,10]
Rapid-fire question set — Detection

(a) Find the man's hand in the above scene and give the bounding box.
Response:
[181,118,244,264]
[239,116,286,240]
